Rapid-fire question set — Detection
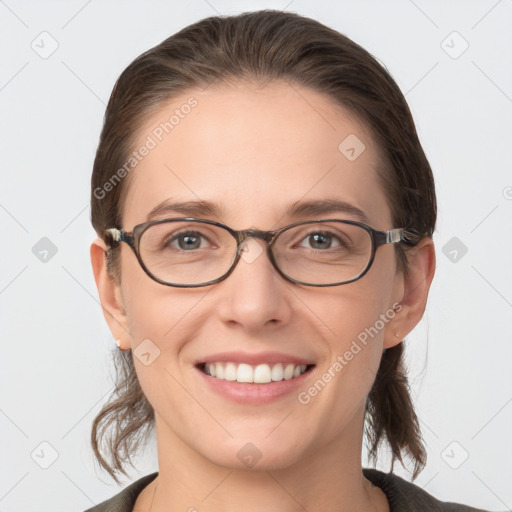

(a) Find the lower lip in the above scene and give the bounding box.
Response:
[195,366,315,404]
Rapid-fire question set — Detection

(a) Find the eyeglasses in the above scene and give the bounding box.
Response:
[105,218,411,288]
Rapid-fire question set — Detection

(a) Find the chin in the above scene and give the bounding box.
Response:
[199,435,311,472]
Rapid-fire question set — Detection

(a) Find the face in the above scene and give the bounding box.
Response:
[105,80,409,471]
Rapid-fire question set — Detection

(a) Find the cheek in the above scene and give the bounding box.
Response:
[119,246,225,364]
[317,250,397,347]
[293,294,391,444]
[120,245,182,332]
[298,251,398,409]
[312,285,388,383]
[123,281,205,350]
[122,281,209,425]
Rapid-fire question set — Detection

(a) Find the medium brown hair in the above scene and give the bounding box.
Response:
[90,10,436,483]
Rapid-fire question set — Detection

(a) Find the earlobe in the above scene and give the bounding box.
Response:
[90,238,131,350]
[384,237,436,349]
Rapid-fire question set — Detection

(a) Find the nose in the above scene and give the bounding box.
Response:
[214,238,293,332]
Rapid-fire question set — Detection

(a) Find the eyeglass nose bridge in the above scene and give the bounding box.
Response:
[234,228,278,247]
[230,228,282,271]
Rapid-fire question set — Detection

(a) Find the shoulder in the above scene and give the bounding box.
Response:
[363,468,491,512]
[83,473,158,512]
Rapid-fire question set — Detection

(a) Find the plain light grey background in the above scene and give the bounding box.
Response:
[1,0,511,510]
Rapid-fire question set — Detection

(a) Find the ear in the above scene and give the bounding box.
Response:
[90,238,131,350]
[383,237,436,349]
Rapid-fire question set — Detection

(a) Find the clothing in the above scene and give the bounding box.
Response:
[84,468,490,512]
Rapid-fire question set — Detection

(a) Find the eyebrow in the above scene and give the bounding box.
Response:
[287,199,371,224]
[147,199,224,220]
[147,198,371,225]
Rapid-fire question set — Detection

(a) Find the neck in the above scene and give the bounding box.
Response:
[140,406,388,512]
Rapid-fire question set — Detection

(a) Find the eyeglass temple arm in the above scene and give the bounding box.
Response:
[105,228,135,247]
[376,227,424,247]
[386,228,405,244]
[105,228,123,242]
[374,228,408,247]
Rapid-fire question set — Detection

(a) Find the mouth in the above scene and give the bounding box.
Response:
[197,362,315,384]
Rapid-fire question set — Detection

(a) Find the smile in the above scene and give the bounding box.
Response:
[200,362,314,384]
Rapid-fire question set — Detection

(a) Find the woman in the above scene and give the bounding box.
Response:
[87,10,488,511]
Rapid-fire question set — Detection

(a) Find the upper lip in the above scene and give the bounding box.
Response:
[197,351,316,366]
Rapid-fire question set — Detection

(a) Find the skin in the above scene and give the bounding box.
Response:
[91,80,435,512]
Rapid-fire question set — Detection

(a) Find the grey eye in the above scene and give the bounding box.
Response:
[299,231,344,250]
[176,232,202,250]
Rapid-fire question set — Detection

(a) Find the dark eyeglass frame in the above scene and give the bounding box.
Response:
[105,217,412,288]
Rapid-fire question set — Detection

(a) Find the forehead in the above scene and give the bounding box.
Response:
[122,80,392,230]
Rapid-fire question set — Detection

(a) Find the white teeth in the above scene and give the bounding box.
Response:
[224,362,237,381]
[283,363,295,380]
[203,362,310,383]
[271,363,283,381]
[237,363,253,383]
[254,364,272,383]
